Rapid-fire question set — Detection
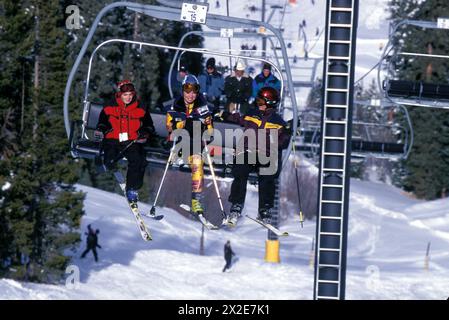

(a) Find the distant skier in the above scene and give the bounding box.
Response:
[222,240,235,272]
[95,80,155,204]
[80,224,102,262]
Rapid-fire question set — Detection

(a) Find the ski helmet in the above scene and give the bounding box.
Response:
[117,79,135,93]
[182,74,200,93]
[256,87,279,108]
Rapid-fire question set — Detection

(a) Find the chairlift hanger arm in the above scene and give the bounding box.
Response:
[84,38,284,104]
[127,4,279,32]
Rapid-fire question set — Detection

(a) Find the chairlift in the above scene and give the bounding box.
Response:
[378,19,449,110]
[63,2,298,178]
[296,100,412,162]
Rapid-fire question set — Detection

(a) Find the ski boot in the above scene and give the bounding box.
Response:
[126,189,139,207]
[228,203,243,226]
[257,207,271,224]
[191,198,204,215]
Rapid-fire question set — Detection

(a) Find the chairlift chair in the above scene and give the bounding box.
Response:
[296,100,412,162]
[63,2,299,179]
[378,19,449,110]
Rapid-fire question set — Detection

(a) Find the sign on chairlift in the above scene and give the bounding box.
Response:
[437,18,449,29]
[220,28,234,38]
[181,2,208,24]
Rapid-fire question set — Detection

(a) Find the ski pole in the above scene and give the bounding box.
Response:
[292,142,304,228]
[150,138,177,215]
[203,140,227,223]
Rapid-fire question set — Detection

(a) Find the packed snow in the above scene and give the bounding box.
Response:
[1,177,449,300]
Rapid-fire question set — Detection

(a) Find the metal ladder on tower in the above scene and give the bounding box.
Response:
[313,0,359,300]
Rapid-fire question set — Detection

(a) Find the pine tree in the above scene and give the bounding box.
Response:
[0,0,84,282]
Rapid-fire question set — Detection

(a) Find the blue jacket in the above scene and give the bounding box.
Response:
[198,71,224,101]
[252,72,281,97]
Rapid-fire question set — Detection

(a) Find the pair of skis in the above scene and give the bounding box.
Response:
[179,204,288,237]
[113,171,163,242]
[114,171,288,240]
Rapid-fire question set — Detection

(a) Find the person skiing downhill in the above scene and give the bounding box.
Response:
[217,87,291,225]
[222,240,235,272]
[80,224,101,262]
[95,80,155,205]
[166,75,214,219]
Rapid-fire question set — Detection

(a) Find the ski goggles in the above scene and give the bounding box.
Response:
[182,83,200,94]
[256,96,277,107]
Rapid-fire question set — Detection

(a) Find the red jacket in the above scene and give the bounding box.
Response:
[97,96,154,141]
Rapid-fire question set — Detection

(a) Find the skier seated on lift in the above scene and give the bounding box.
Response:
[166,75,214,217]
[216,87,291,225]
[94,80,155,204]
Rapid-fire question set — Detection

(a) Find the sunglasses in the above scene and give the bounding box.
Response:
[183,83,200,94]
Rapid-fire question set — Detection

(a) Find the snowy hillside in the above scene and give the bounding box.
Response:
[1,177,449,300]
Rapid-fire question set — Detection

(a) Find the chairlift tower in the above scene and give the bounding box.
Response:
[313,0,359,300]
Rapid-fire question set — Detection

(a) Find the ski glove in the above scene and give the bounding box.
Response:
[93,130,104,141]
[214,110,229,122]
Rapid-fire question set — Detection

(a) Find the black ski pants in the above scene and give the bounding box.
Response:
[222,257,233,272]
[102,139,147,191]
[81,246,98,262]
[228,152,281,210]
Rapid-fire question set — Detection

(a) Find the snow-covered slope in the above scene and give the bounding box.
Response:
[1,177,449,300]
